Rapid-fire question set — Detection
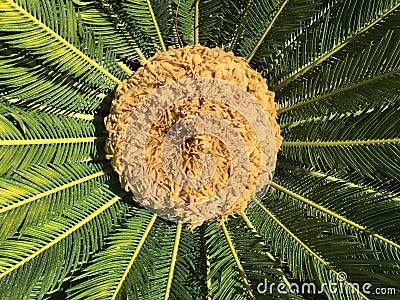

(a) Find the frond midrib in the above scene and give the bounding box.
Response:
[0,195,120,280]
[282,138,400,146]
[163,221,182,300]
[221,222,256,300]
[278,68,400,114]
[0,136,104,146]
[269,181,400,251]
[0,169,111,214]
[7,0,122,84]
[277,162,400,201]
[253,198,369,300]
[97,0,146,60]
[246,0,289,62]
[111,214,157,300]
[272,2,400,91]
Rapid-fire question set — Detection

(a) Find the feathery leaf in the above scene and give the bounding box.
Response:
[0,104,105,176]
[281,102,400,181]
[0,0,124,89]
[0,188,128,299]
[277,30,400,121]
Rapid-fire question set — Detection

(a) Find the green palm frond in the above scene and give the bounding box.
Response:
[265,171,400,287]
[0,0,124,89]
[198,0,223,46]
[0,0,400,299]
[205,219,295,299]
[0,45,107,113]
[267,0,400,89]
[210,0,249,48]
[172,0,195,45]
[143,220,180,300]
[271,170,400,258]
[233,0,328,61]
[0,104,104,176]
[119,0,174,52]
[0,188,128,300]
[67,209,156,300]
[72,0,145,61]
[68,212,210,300]
[206,220,254,299]
[277,30,400,121]
[247,192,396,299]
[169,224,207,299]
[0,162,111,239]
[281,102,400,180]
[277,159,400,205]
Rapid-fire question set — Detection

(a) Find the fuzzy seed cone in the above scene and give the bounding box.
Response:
[105,45,282,227]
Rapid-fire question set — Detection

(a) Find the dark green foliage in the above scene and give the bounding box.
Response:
[0,0,399,299]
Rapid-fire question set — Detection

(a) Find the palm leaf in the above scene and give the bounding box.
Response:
[119,0,175,52]
[281,102,400,180]
[67,209,156,300]
[0,0,399,299]
[247,193,396,299]
[206,220,255,299]
[172,0,195,45]
[0,162,111,239]
[233,0,328,61]
[0,0,124,89]
[0,45,108,114]
[205,219,297,299]
[169,224,207,299]
[198,0,224,46]
[72,0,145,61]
[0,104,105,176]
[0,188,128,300]
[264,169,400,287]
[277,30,400,122]
[68,212,189,300]
[272,169,400,257]
[210,0,248,48]
[268,0,400,90]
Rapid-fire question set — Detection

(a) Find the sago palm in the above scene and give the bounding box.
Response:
[0,0,399,299]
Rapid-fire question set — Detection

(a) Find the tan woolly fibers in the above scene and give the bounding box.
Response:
[105,45,282,226]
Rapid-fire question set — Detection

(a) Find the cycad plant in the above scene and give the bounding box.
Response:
[0,0,399,299]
